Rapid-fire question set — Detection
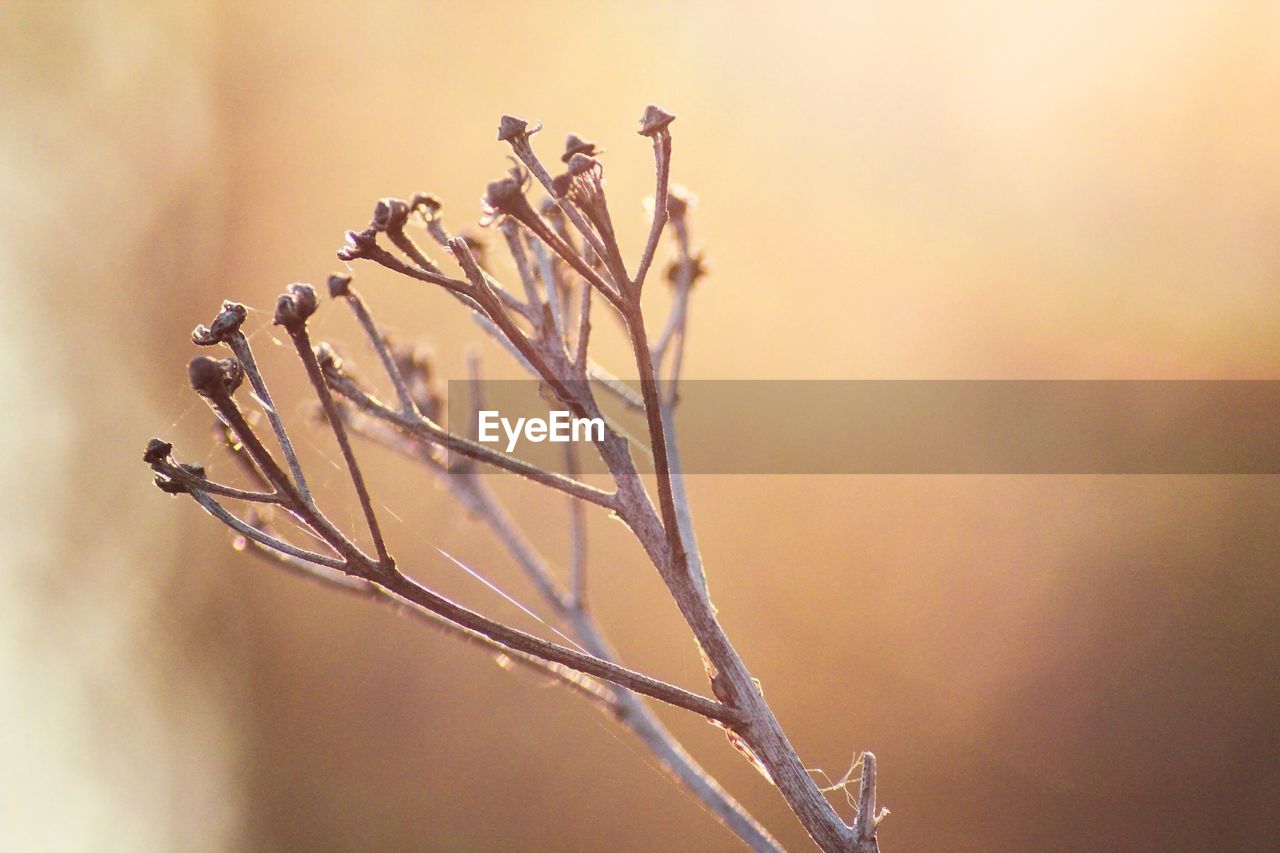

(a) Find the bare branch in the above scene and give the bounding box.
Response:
[633,107,675,290]
[189,491,346,569]
[323,368,617,511]
[377,570,742,726]
[275,284,392,568]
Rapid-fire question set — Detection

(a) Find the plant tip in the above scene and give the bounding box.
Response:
[638,104,675,136]
[191,301,248,346]
[497,114,541,142]
[337,228,377,262]
[328,273,353,299]
[274,283,319,331]
[143,438,173,464]
[188,356,243,398]
[562,133,601,163]
[372,198,410,232]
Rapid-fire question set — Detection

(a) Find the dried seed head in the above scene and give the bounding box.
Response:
[497,114,532,142]
[666,185,694,221]
[484,173,525,211]
[391,342,440,417]
[666,249,708,287]
[411,193,443,221]
[566,152,600,177]
[561,133,601,163]
[481,165,533,226]
[189,356,244,398]
[313,341,343,375]
[327,273,353,299]
[410,194,450,245]
[391,341,433,383]
[274,283,319,332]
[143,438,173,464]
[550,172,573,199]
[638,104,675,137]
[337,227,378,262]
[554,154,608,222]
[191,301,248,346]
[372,197,411,233]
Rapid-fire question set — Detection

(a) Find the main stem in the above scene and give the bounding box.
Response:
[623,305,861,852]
[625,306,688,575]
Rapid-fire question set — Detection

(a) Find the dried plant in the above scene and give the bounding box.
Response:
[145,106,885,851]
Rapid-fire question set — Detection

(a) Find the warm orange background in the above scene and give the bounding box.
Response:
[4,2,1279,850]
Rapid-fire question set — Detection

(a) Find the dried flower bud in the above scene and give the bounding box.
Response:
[666,185,694,221]
[566,152,600,177]
[411,193,442,220]
[554,155,608,224]
[638,104,675,137]
[274,283,319,332]
[337,227,378,262]
[313,341,343,374]
[497,114,542,143]
[189,356,244,398]
[391,341,433,382]
[371,197,410,233]
[143,438,173,464]
[550,172,573,199]
[497,114,528,142]
[391,342,440,417]
[484,174,525,212]
[191,301,248,346]
[666,249,708,287]
[327,273,353,299]
[481,165,533,227]
[561,133,601,163]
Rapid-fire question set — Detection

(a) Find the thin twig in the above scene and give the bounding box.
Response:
[278,291,392,568]
[574,278,592,372]
[190,491,346,569]
[331,276,419,416]
[633,127,673,291]
[564,443,589,609]
[324,370,617,510]
[377,569,742,726]
[242,517,619,714]
[154,106,882,852]
[225,331,314,505]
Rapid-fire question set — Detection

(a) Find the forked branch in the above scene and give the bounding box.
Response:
[145,105,880,852]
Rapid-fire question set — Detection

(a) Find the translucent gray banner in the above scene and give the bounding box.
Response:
[445,381,1280,474]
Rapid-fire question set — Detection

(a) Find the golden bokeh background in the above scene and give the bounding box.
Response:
[3,1,1278,850]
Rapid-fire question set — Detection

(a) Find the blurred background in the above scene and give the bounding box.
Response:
[3,1,1279,850]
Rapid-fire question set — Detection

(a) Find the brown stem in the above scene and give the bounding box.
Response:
[633,130,672,291]
[624,303,688,574]
[337,284,419,416]
[199,385,364,564]
[287,325,392,567]
[326,373,617,511]
[225,332,314,504]
[377,570,741,726]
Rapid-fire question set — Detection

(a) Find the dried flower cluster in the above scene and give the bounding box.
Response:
[145,106,884,851]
